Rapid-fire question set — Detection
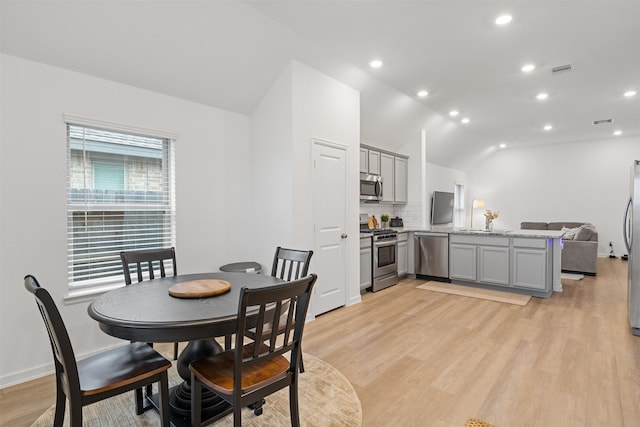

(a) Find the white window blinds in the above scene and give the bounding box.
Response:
[66,123,175,289]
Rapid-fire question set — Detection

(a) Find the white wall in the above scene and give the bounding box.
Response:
[250,60,361,312]
[0,55,253,387]
[467,137,640,256]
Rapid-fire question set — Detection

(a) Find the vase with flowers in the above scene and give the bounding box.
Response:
[484,210,499,231]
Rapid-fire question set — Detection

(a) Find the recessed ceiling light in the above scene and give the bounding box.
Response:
[495,14,512,25]
[544,124,553,131]
[624,90,637,97]
[449,110,459,117]
[417,90,429,98]
[499,143,507,148]
[461,118,470,124]
[521,64,535,72]
[369,59,383,69]
[536,92,549,100]
[614,130,623,136]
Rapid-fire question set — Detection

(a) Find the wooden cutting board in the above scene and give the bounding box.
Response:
[168,279,231,298]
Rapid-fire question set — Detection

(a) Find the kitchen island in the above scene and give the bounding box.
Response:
[403,228,565,298]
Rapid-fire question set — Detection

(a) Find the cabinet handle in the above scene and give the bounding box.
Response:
[341,233,348,239]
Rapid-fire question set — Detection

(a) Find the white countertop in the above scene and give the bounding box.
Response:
[396,227,565,239]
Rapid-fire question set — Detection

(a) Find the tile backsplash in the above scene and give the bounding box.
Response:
[359,203,424,228]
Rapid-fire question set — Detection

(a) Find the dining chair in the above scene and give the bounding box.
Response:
[24,275,171,427]
[246,246,313,372]
[120,247,180,360]
[189,274,317,427]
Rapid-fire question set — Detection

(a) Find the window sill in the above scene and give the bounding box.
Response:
[64,282,125,304]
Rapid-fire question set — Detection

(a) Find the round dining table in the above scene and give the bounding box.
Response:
[88,272,284,427]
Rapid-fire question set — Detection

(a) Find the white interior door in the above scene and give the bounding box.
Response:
[312,139,347,315]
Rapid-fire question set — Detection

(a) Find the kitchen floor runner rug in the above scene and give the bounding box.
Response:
[31,353,362,427]
[465,418,496,427]
[561,272,584,280]
[417,281,531,306]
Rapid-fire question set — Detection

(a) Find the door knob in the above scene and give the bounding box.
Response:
[341,233,348,239]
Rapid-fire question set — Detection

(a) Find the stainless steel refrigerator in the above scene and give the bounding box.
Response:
[624,160,640,335]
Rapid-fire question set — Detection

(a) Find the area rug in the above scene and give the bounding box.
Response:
[417,281,531,306]
[561,272,584,280]
[31,353,361,427]
[465,418,496,427]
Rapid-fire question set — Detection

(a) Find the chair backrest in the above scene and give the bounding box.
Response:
[120,247,177,285]
[24,275,81,399]
[234,274,317,387]
[270,247,313,281]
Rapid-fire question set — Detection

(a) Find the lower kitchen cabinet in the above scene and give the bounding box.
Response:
[478,245,510,285]
[449,233,557,297]
[450,243,477,281]
[360,237,372,291]
[511,238,549,290]
[397,232,408,278]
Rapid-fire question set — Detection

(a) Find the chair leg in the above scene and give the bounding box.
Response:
[135,387,144,415]
[233,398,242,427]
[289,381,300,427]
[299,352,305,373]
[173,342,179,360]
[159,372,170,427]
[191,373,202,427]
[69,397,83,427]
[53,381,66,427]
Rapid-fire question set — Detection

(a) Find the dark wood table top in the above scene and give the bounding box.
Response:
[88,272,284,343]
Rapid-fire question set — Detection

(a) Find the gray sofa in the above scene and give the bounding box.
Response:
[521,221,598,275]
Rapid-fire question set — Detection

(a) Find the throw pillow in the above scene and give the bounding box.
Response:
[574,225,594,241]
[561,226,580,240]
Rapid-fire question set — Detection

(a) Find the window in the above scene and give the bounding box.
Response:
[454,183,465,228]
[66,121,175,292]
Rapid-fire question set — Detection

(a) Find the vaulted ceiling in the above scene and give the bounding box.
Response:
[2,1,638,170]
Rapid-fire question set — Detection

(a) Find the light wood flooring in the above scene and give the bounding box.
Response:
[3,258,639,426]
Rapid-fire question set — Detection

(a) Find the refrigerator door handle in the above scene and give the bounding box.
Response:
[624,197,633,252]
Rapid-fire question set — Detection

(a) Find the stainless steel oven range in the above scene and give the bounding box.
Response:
[359,215,398,292]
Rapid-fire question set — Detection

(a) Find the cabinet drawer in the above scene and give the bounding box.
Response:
[450,234,509,246]
[512,238,547,249]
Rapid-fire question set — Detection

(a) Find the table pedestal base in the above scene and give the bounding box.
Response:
[163,339,232,426]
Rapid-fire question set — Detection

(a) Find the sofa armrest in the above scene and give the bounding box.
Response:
[562,240,598,274]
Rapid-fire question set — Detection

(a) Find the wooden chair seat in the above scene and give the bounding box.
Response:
[77,342,171,398]
[190,343,289,394]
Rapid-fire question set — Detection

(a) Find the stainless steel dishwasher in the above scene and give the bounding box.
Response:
[414,232,449,279]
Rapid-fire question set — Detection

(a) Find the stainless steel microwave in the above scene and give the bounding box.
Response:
[360,173,383,201]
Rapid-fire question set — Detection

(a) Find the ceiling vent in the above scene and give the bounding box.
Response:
[551,64,573,73]
[593,118,613,125]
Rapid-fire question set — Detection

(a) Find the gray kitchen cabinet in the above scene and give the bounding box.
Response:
[397,232,408,278]
[511,238,549,290]
[380,153,394,203]
[368,150,381,175]
[359,148,368,173]
[449,233,557,297]
[478,245,510,285]
[450,243,477,281]
[360,236,372,291]
[394,157,408,204]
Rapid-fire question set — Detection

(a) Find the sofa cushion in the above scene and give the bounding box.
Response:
[521,222,548,230]
[548,222,587,231]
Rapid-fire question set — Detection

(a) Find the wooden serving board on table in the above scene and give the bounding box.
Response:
[168,279,231,298]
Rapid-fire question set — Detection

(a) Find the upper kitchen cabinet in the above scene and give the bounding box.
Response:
[360,147,381,175]
[380,153,394,203]
[361,144,408,205]
[394,157,408,204]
